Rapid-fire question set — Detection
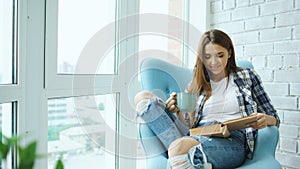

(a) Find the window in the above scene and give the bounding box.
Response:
[138,0,188,167]
[0,0,18,168]
[57,0,116,74]
[0,102,14,137]
[139,0,186,66]
[0,102,16,168]
[138,0,208,68]
[0,0,15,84]
[137,0,208,167]
[48,94,117,169]
[1,0,208,168]
[45,0,139,168]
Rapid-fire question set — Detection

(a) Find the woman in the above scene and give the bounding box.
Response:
[134,29,280,169]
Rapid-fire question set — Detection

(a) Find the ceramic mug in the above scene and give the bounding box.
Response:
[177,92,197,113]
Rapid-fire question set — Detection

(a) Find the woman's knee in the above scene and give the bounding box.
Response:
[134,91,156,105]
[168,137,199,157]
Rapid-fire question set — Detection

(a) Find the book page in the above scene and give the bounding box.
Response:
[189,116,257,137]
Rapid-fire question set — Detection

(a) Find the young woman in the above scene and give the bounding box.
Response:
[134,29,280,169]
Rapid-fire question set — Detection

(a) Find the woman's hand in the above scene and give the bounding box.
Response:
[165,92,180,113]
[165,92,195,127]
[248,112,277,129]
[221,125,230,138]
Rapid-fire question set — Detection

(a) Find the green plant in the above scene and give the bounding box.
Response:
[0,132,64,169]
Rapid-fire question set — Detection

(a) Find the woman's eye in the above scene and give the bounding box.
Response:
[218,54,224,58]
[204,55,211,59]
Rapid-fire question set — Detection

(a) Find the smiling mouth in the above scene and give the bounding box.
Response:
[210,65,221,71]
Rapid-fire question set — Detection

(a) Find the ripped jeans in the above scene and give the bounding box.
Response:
[137,98,246,169]
[137,98,189,151]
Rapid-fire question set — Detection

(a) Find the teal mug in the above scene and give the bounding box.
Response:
[177,92,197,113]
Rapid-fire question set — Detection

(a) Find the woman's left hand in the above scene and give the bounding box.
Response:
[248,113,268,129]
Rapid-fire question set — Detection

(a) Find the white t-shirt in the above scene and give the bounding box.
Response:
[201,75,242,123]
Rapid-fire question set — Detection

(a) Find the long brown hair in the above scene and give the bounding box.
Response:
[187,29,238,100]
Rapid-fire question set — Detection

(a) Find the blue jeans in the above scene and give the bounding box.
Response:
[138,98,246,169]
[189,129,246,169]
[138,98,189,151]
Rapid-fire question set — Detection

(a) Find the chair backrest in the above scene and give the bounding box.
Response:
[140,58,193,100]
[140,58,254,100]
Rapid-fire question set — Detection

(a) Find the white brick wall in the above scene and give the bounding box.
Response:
[245,15,275,31]
[276,153,300,169]
[284,110,300,125]
[274,70,300,83]
[256,68,274,81]
[232,31,259,45]
[277,110,284,123]
[236,0,249,7]
[267,55,283,69]
[297,0,300,10]
[250,0,265,5]
[276,10,300,27]
[252,55,266,68]
[223,0,235,10]
[211,11,231,24]
[274,40,300,54]
[234,45,244,58]
[210,0,300,168]
[283,54,299,69]
[232,6,259,20]
[290,83,300,95]
[279,124,298,139]
[260,0,294,16]
[244,42,273,56]
[260,27,292,42]
[264,82,289,96]
[211,1,223,13]
[213,20,245,33]
[280,138,297,153]
[294,25,300,39]
[298,140,300,154]
[271,96,298,110]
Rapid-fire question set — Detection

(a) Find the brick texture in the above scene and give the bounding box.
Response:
[210,0,300,168]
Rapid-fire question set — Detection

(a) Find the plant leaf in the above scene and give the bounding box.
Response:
[0,133,17,159]
[54,159,64,169]
[0,141,10,159]
[18,141,37,169]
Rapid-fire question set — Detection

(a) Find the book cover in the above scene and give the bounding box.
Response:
[189,116,257,137]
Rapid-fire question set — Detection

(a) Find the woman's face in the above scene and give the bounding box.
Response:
[202,42,231,82]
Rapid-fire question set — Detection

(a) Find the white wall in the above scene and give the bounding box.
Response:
[210,0,300,168]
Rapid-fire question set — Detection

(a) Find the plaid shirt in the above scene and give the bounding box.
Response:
[191,68,280,159]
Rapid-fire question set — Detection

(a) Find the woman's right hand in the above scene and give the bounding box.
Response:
[165,92,180,113]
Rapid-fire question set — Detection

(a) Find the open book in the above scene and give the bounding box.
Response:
[190,115,257,137]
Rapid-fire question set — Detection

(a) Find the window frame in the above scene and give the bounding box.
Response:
[1,0,209,168]
[44,0,140,168]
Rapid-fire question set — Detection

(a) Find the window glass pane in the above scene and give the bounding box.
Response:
[0,102,13,169]
[139,0,185,67]
[57,0,116,74]
[48,94,117,169]
[137,1,186,167]
[0,1,13,84]
[0,102,13,137]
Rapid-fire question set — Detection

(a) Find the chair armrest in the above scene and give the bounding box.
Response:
[237,126,282,169]
[254,126,279,157]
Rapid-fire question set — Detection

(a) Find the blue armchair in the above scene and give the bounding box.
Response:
[138,58,281,169]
